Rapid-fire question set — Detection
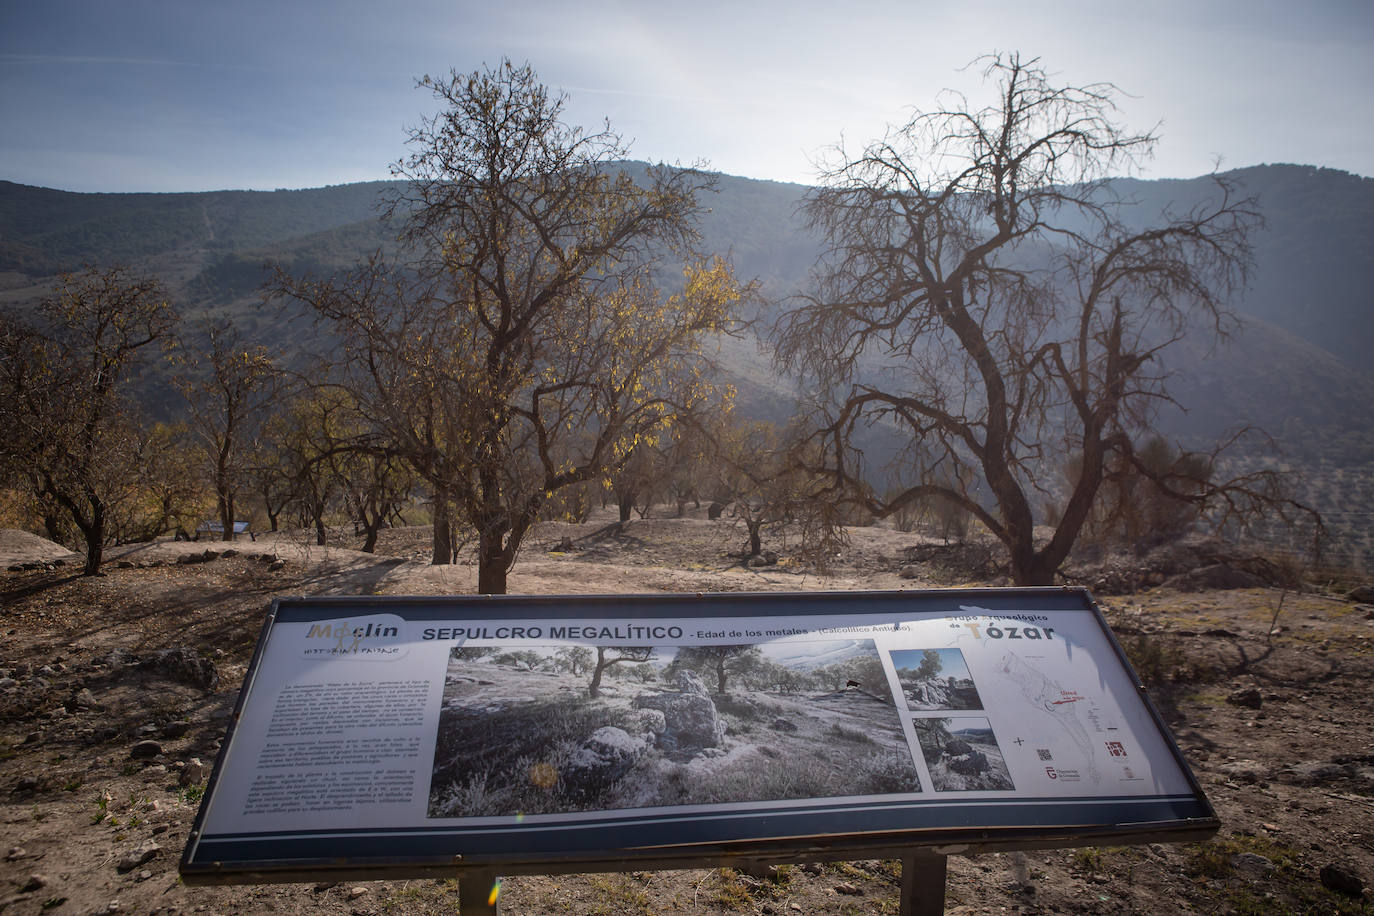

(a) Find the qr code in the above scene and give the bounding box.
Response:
[1036,748,1053,761]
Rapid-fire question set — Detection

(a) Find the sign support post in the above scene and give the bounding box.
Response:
[458,870,500,915]
[900,853,947,916]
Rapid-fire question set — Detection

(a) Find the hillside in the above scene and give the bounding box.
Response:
[0,165,1371,569]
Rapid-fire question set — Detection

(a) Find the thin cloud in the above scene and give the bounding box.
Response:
[0,52,191,68]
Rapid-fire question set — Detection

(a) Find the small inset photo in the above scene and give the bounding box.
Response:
[914,717,1015,792]
[890,648,983,710]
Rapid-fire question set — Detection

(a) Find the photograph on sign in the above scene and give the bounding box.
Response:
[181,590,1216,882]
[914,716,1016,791]
[427,639,920,819]
[890,647,984,711]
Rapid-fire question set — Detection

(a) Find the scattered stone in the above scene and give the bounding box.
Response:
[114,841,160,872]
[1278,761,1356,785]
[1346,585,1374,603]
[1230,852,1275,877]
[1320,863,1364,897]
[73,687,99,709]
[6,847,26,861]
[160,721,190,739]
[130,740,163,759]
[1217,760,1267,783]
[834,882,863,895]
[179,758,206,787]
[1226,688,1263,709]
[14,776,40,793]
[20,873,46,892]
[897,565,920,579]
[139,646,219,690]
[313,882,337,892]
[770,717,798,732]
[348,886,368,900]
[747,551,779,567]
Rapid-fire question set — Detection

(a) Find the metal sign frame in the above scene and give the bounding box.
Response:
[180,587,1216,888]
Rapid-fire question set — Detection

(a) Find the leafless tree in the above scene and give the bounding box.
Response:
[0,266,177,573]
[173,319,282,541]
[776,54,1316,585]
[276,60,745,593]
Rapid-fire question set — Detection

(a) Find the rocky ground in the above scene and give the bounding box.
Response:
[1,510,1372,915]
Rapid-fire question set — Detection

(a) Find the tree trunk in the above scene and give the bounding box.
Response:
[42,512,62,543]
[80,502,104,576]
[431,497,453,565]
[476,541,508,594]
[588,649,608,697]
[746,520,762,557]
[217,488,236,542]
[618,500,633,523]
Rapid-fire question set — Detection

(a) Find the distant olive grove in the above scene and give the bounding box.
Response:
[0,56,1325,587]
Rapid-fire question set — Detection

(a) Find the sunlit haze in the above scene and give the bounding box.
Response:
[2,0,1371,192]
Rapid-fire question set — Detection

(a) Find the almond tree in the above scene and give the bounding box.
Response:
[776,54,1313,585]
[278,61,745,593]
[0,266,177,573]
[173,319,280,541]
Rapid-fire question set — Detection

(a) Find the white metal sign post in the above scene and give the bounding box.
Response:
[180,588,1216,914]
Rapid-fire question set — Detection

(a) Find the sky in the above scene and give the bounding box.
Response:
[2,0,1371,193]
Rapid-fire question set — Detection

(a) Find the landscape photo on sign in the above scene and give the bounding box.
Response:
[426,639,921,818]
[914,716,1016,792]
[889,647,984,711]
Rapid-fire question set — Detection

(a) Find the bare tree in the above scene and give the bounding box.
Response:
[0,267,177,574]
[710,420,844,560]
[173,319,281,541]
[277,61,745,593]
[776,54,1315,586]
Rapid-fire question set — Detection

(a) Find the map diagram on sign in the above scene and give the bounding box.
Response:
[997,651,1103,784]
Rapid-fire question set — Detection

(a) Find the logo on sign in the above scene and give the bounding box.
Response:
[302,615,407,660]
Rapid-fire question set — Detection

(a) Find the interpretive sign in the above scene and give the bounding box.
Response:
[180,588,1216,885]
